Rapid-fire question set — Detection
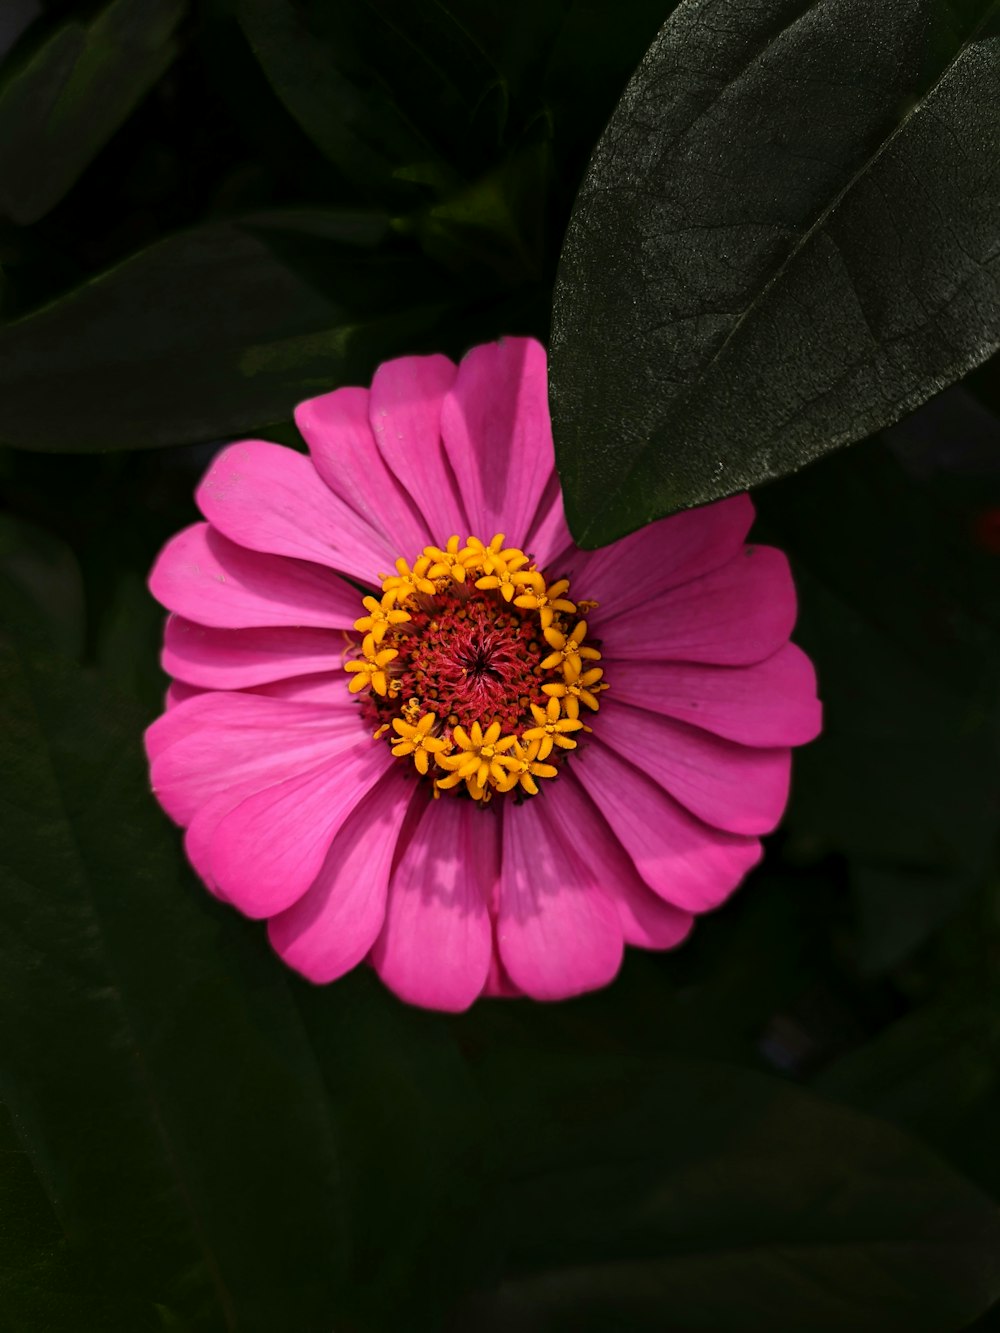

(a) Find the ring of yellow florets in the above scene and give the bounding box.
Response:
[343,534,607,802]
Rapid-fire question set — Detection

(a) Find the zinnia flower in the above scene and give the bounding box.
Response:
[146,338,820,1010]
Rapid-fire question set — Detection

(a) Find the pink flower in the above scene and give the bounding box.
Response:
[146,338,820,1011]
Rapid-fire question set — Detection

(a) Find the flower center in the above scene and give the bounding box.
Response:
[344,534,606,802]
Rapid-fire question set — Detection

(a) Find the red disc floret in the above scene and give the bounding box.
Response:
[345,535,605,801]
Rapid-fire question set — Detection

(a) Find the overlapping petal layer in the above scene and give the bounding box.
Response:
[147,336,820,1009]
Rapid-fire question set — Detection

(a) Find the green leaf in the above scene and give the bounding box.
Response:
[0,514,84,659]
[457,1056,1000,1331]
[235,0,496,201]
[541,0,680,164]
[0,610,350,1328]
[785,568,995,878]
[0,210,454,452]
[754,437,1000,968]
[290,972,494,1329]
[0,1103,165,1330]
[815,996,1000,1197]
[550,0,1000,545]
[409,139,553,283]
[849,864,980,976]
[756,426,1000,699]
[0,0,186,226]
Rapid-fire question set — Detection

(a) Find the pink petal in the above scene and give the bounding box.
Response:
[269,767,416,983]
[525,475,576,572]
[196,440,394,584]
[146,692,362,823]
[441,338,553,547]
[481,948,522,998]
[210,739,392,918]
[162,617,347,689]
[596,697,791,835]
[171,674,349,713]
[599,546,796,666]
[185,783,259,898]
[295,385,430,557]
[183,723,383,899]
[369,353,466,540]
[180,717,374,897]
[244,673,349,704]
[611,874,695,951]
[571,741,762,911]
[498,797,623,1001]
[149,522,360,630]
[371,797,496,1012]
[547,777,694,949]
[569,494,754,618]
[604,643,822,746]
[166,680,204,709]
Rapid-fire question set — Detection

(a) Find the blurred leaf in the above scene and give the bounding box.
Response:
[455,1056,1000,1332]
[0,593,500,1329]
[541,0,679,165]
[755,437,1000,971]
[550,0,1000,545]
[757,430,1000,698]
[94,566,169,712]
[461,866,831,1076]
[0,0,186,226]
[815,994,1000,1196]
[0,513,83,657]
[234,2,564,285]
[850,864,981,977]
[882,383,1000,483]
[0,606,351,1328]
[291,971,494,1330]
[235,0,495,200]
[0,210,455,452]
[408,138,553,283]
[0,1103,164,1330]
[784,571,997,879]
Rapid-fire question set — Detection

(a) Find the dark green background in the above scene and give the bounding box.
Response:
[1,2,999,1329]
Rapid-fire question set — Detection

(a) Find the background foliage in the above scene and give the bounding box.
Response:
[1,1,999,1329]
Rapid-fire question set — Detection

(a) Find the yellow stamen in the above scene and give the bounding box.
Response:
[346,533,607,799]
[475,550,529,603]
[381,555,435,606]
[521,697,583,760]
[540,619,601,678]
[424,535,477,584]
[390,712,451,776]
[465,533,525,576]
[542,666,605,712]
[494,738,559,796]
[354,593,411,642]
[344,639,398,696]
[436,719,518,796]
[513,576,577,630]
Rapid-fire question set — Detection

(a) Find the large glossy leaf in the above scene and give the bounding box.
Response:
[0,603,350,1329]
[454,1055,1000,1331]
[0,0,186,226]
[550,0,1000,545]
[0,210,453,451]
